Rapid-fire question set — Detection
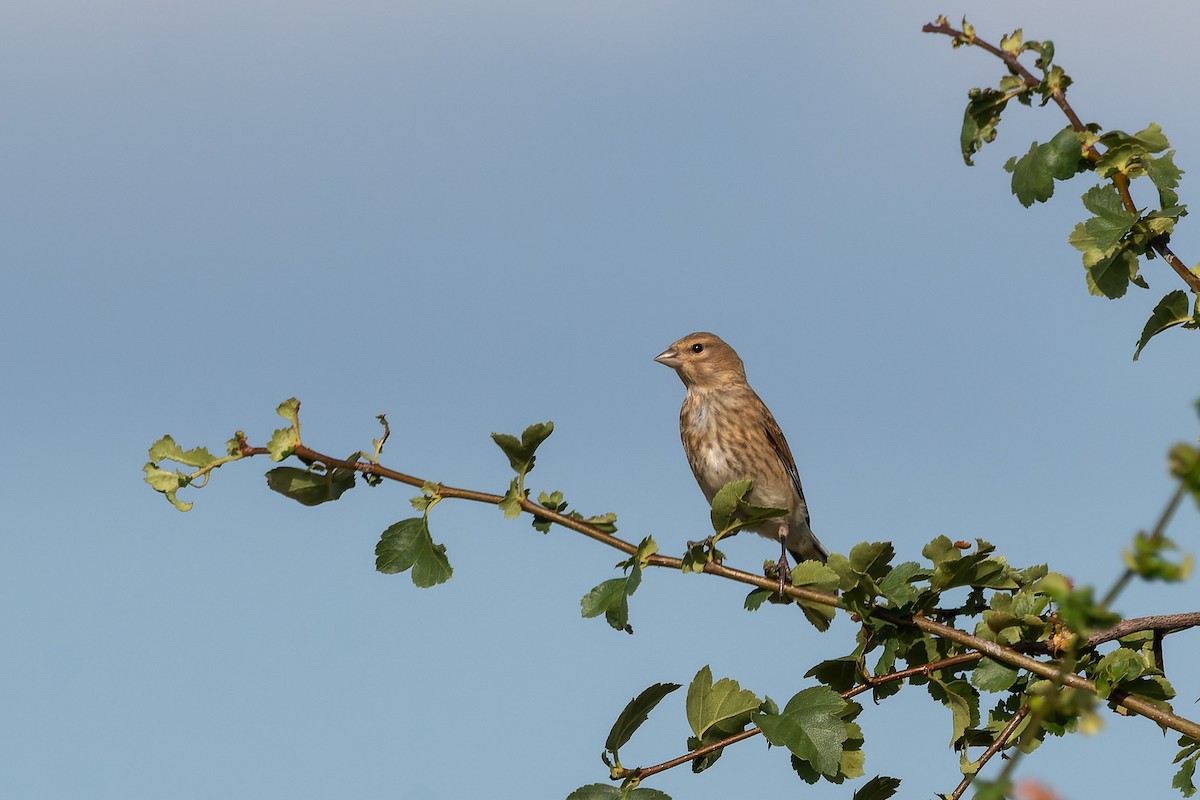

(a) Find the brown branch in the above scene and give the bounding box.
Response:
[948,705,1031,800]
[844,652,985,699]
[253,441,1200,740]
[615,727,760,782]
[922,18,1200,295]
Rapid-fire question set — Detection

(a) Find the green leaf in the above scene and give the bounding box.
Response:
[970,657,1020,692]
[605,682,681,754]
[1123,530,1194,583]
[491,421,554,475]
[375,517,453,587]
[1003,126,1085,206]
[791,560,840,631]
[1174,736,1199,798]
[754,686,849,778]
[266,466,355,506]
[267,426,299,462]
[1171,444,1200,509]
[1134,290,1196,360]
[142,462,193,511]
[581,565,642,633]
[1145,150,1184,208]
[1082,245,1140,299]
[581,579,628,620]
[961,88,1009,166]
[805,655,861,693]
[853,776,902,800]
[708,480,786,535]
[927,675,979,746]
[878,561,926,607]
[147,435,219,468]
[275,397,300,424]
[743,588,772,611]
[686,666,760,741]
[1079,184,1139,251]
[498,478,524,519]
[565,786,671,800]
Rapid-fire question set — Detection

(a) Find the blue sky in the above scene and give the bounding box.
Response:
[3,2,1199,798]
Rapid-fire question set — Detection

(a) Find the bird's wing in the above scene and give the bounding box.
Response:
[762,413,810,526]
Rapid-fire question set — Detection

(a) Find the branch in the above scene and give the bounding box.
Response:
[621,652,995,783]
[922,18,1200,296]
[265,440,1200,740]
[948,704,1031,800]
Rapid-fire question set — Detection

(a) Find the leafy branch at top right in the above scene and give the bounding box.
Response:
[924,16,1200,359]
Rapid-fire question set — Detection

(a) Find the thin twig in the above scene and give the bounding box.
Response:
[922,18,1200,295]
[948,705,1031,800]
[623,652,992,783]
[1102,483,1189,607]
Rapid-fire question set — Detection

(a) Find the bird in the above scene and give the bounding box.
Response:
[655,331,828,587]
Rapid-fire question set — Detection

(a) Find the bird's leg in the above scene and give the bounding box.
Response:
[775,525,792,597]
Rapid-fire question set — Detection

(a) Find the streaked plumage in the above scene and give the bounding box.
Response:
[655,331,828,566]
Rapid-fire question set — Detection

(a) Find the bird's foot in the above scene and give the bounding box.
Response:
[764,553,792,598]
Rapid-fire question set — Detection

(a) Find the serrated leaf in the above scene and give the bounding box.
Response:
[275,397,300,424]
[147,435,219,468]
[581,578,628,619]
[686,666,760,741]
[375,517,453,587]
[744,587,772,611]
[498,478,524,519]
[805,655,861,693]
[1079,184,1139,251]
[970,658,1020,692]
[791,560,840,630]
[961,87,1009,166]
[1174,737,1199,798]
[581,565,640,633]
[491,421,554,475]
[1083,246,1140,299]
[849,541,895,580]
[605,682,681,754]
[1134,290,1194,360]
[1004,126,1085,206]
[565,786,671,800]
[853,776,902,800]
[879,561,926,607]
[927,675,979,746]
[999,29,1022,54]
[1145,150,1184,208]
[267,426,299,461]
[266,466,355,506]
[708,480,786,535]
[142,462,193,511]
[754,686,849,777]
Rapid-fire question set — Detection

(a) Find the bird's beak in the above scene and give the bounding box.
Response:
[654,348,681,368]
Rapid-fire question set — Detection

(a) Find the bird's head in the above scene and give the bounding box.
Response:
[654,331,747,388]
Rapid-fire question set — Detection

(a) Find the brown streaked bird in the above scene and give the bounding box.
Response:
[655,331,828,579]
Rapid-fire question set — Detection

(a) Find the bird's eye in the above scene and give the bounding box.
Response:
[691,343,704,353]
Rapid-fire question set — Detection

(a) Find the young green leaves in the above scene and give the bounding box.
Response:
[681,480,785,572]
[581,537,657,633]
[492,421,553,518]
[144,433,246,511]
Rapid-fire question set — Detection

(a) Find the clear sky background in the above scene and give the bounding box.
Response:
[3,2,1199,798]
